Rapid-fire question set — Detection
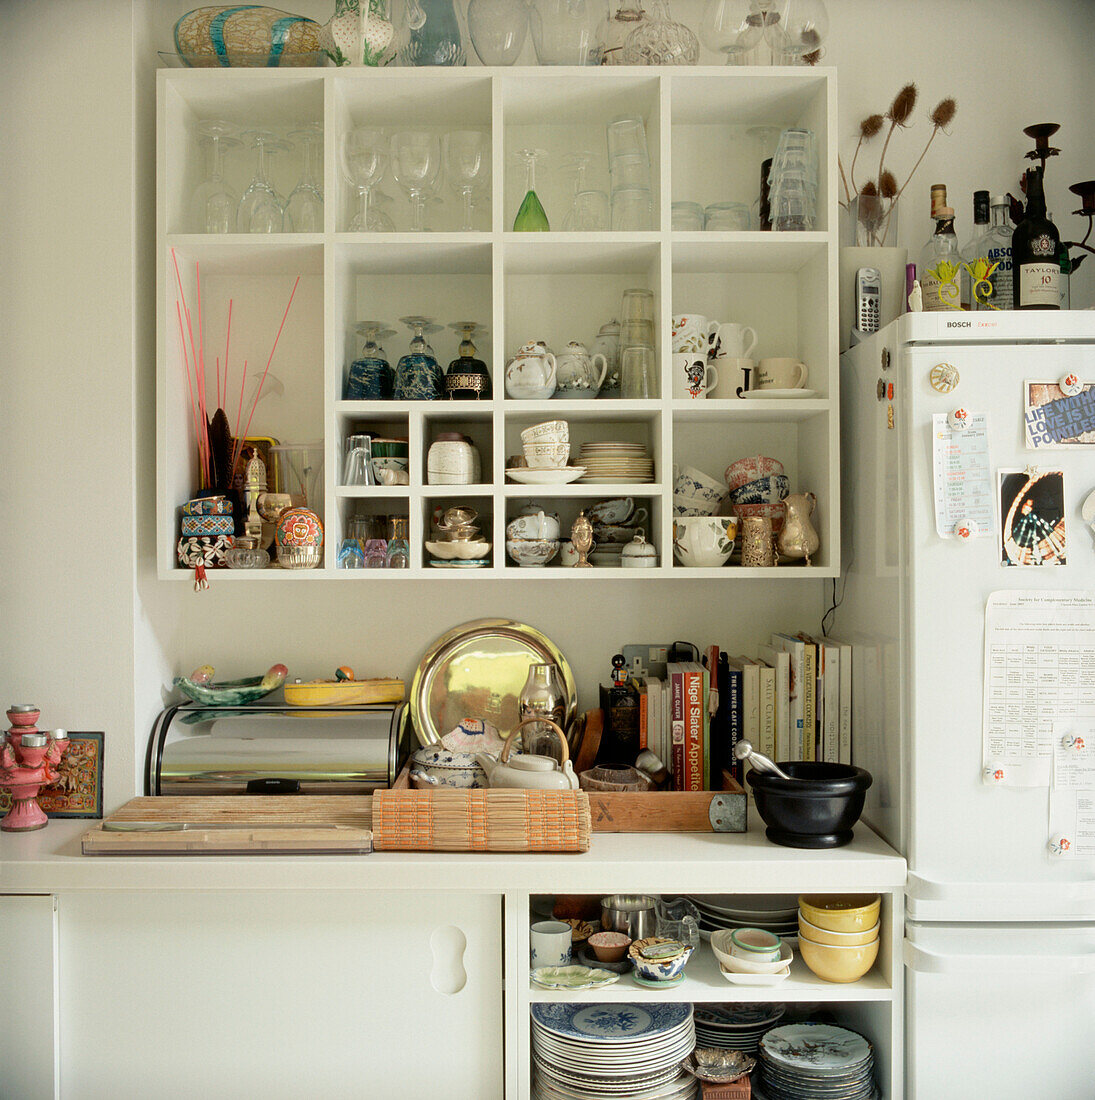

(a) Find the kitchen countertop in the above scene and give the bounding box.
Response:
[0,816,905,893]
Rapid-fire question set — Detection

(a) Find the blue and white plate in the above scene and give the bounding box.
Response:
[531,1002,693,1043]
[760,1023,871,1074]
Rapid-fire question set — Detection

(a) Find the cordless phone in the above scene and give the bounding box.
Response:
[855,267,882,334]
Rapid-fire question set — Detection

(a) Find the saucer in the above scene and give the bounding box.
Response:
[741,389,818,400]
[506,467,586,485]
[429,559,490,568]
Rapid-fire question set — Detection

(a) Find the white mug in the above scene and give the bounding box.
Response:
[756,357,808,390]
[671,313,718,355]
[708,357,755,399]
[712,322,757,360]
[530,920,572,968]
[671,353,719,399]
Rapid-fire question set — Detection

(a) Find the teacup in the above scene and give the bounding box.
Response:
[523,441,571,469]
[559,540,593,566]
[756,357,808,390]
[708,356,755,399]
[592,516,650,543]
[673,464,726,506]
[520,420,569,444]
[670,314,719,355]
[725,455,785,492]
[530,920,573,968]
[711,322,757,361]
[671,353,718,400]
[587,497,639,525]
[673,493,717,517]
[728,927,782,962]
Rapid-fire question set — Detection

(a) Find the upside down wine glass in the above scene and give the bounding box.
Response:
[341,127,394,232]
[191,120,240,233]
[238,129,284,233]
[285,125,324,232]
[391,131,442,232]
[513,148,550,232]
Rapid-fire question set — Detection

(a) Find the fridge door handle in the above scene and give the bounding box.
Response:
[905,939,1095,975]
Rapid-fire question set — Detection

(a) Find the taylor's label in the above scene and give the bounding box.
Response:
[1019,262,1060,307]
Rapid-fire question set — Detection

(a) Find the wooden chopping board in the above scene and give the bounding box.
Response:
[82,796,373,855]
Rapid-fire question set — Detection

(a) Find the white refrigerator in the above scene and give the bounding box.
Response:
[839,312,1095,1098]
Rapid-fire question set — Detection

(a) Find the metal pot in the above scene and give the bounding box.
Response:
[601,894,658,940]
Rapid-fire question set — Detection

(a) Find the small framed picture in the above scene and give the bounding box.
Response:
[999,470,1067,567]
[0,732,104,819]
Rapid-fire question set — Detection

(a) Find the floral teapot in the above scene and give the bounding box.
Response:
[476,718,578,791]
[505,341,557,400]
[555,341,608,398]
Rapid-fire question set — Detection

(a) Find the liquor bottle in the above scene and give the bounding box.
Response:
[1012,168,1061,310]
[966,195,1014,310]
[1056,232,1072,310]
[919,186,965,311]
[961,191,990,308]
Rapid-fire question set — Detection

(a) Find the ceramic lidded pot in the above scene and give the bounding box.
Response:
[505,341,557,400]
[275,507,324,568]
[427,433,480,485]
[554,341,608,398]
[621,531,658,568]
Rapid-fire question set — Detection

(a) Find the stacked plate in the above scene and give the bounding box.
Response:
[578,442,654,484]
[757,1023,876,1100]
[692,1003,785,1053]
[531,1002,696,1099]
[688,894,799,942]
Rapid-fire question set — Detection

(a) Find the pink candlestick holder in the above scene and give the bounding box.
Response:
[1,706,69,832]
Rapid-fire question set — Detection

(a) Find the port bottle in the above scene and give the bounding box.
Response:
[1013,168,1061,310]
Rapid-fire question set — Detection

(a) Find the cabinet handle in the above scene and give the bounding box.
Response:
[904,939,1095,975]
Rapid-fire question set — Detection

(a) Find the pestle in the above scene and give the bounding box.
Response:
[734,740,793,780]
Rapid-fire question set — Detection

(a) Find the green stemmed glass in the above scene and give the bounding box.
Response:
[513,148,550,232]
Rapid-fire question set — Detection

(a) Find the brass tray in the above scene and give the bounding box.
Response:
[410,619,577,747]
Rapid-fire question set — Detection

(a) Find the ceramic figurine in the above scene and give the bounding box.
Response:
[0,706,69,832]
[275,506,324,568]
[505,341,557,400]
[173,5,324,66]
[570,511,594,567]
[611,654,628,687]
[778,492,820,565]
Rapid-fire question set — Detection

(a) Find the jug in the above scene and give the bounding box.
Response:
[777,492,820,565]
[555,341,608,398]
[476,718,578,790]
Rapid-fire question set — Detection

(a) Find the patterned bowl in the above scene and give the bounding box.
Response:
[731,500,786,534]
[728,474,790,505]
[724,455,785,492]
[628,936,694,981]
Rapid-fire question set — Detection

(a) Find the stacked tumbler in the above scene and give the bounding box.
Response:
[607,117,655,232]
[767,128,818,231]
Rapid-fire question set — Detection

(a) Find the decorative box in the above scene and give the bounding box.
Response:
[275,507,324,569]
[177,535,234,570]
[701,1079,750,1100]
[180,514,235,537]
[181,495,233,516]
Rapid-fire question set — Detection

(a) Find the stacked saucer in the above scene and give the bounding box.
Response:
[687,894,799,943]
[757,1023,876,1100]
[692,1003,785,1054]
[531,1002,695,1099]
[578,442,654,484]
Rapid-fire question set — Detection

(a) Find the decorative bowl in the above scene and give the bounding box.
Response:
[673,516,737,568]
[174,664,288,706]
[409,746,489,789]
[521,420,569,444]
[673,464,726,504]
[717,962,791,986]
[673,493,718,517]
[425,540,492,561]
[747,763,873,849]
[587,931,632,962]
[628,937,693,981]
[681,1049,755,1084]
[506,537,560,567]
[798,893,882,933]
[728,473,790,505]
[798,934,879,983]
[798,914,880,946]
[731,499,786,534]
[523,441,571,469]
[711,932,793,974]
[724,454,785,492]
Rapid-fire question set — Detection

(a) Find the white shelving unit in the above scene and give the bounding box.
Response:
[158,67,839,579]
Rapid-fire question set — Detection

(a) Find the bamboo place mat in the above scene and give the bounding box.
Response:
[82,796,373,855]
[371,788,591,852]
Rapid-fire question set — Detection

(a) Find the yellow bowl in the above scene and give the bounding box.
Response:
[798,894,880,933]
[798,914,880,947]
[798,935,879,983]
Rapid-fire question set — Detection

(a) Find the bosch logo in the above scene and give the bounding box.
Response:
[946,320,971,328]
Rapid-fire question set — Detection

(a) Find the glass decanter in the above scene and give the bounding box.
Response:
[401,0,466,65]
[345,321,395,400]
[445,322,492,399]
[621,0,699,64]
[602,1,647,64]
[395,317,444,400]
[190,120,240,233]
[513,148,550,232]
[285,125,324,233]
[467,0,528,64]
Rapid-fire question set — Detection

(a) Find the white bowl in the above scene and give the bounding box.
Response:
[506,537,560,567]
[425,540,491,561]
[717,961,791,986]
[710,931,793,973]
[523,441,571,469]
[521,420,569,444]
[673,493,718,517]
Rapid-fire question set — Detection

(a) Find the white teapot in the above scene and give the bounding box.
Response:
[555,341,608,399]
[505,341,557,400]
[476,719,578,791]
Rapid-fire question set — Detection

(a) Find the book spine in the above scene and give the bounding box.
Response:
[670,667,685,791]
[703,666,711,791]
[822,647,839,763]
[684,667,703,791]
[800,645,816,761]
[638,682,648,751]
[759,666,776,762]
[726,666,742,781]
[838,645,852,765]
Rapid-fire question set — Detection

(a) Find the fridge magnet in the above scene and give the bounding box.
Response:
[1024,380,1095,448]
[999,469,1066,566]
[0,732,103,819]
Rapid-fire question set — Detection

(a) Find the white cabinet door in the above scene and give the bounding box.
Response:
[56,891,502,1099]
[0,895,58,1098]
[905,921,1095,1098]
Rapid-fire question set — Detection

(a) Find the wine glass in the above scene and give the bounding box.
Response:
[390,131,442,232]
[512,148,550,232]
[561,152,593,230]
[190,120,240,233]
[285,125,324,233]
[443,130,490,232]
[766,0,827,63]
[237,130,284,233]
[341,127,391,232]
[699,0,766,63]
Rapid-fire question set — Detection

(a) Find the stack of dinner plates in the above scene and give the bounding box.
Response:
[578,442,654,484]
[756,1023,876,1100]
[687,894,799,942]
[531,1002,696,1098]
[692,1003,785,1054]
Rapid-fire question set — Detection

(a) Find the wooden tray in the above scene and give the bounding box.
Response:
[81,796,373,855]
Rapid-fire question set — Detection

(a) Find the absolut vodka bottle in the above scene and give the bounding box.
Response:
[967,195,1014,310]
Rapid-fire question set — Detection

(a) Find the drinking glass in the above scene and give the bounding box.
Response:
[611,187,654,230]
[390,131,442,232]
[443,130,490,232]
[699,0,766,62]
[672,201,705,231]
[285,125,324,233]
[363,537,389,567]
[620,345,658,398]
[341,127,392,232]
[337,538,366,568]
[620,287,655,323]
[512,148,550,232]
[570,190,611,231]
[190,120,240,233]
[766,0,828,63]
[238,130,284,233]
[704,201,753,230]
[528,0,606,65]
[609,152,651,195]
[467,0,529,64]
[342,433,374,486]
[386,516,410,568]
[606,116,649,162]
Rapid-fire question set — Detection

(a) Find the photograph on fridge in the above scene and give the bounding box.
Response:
[999,469,1067,566]
[1024,380,1095,448]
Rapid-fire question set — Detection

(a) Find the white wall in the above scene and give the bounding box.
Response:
[2,1,1091,813]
